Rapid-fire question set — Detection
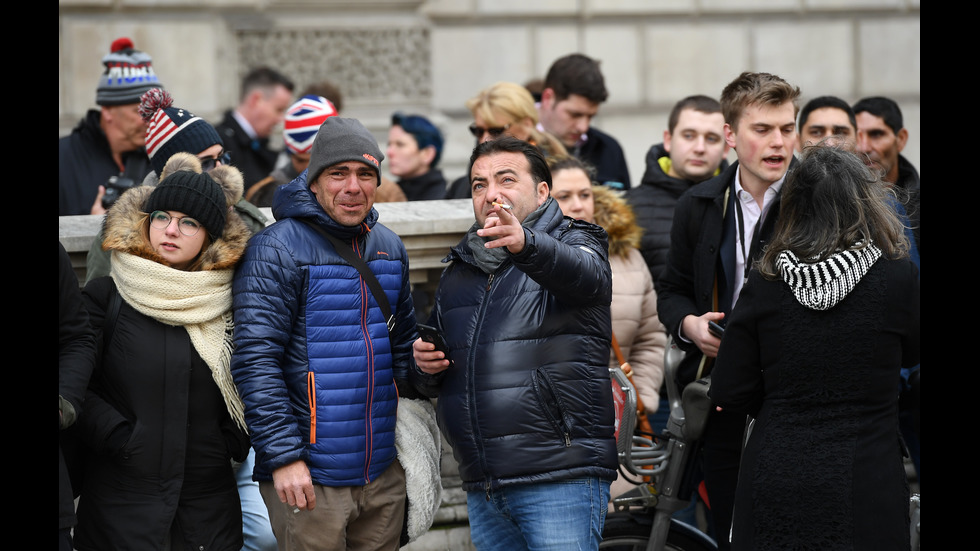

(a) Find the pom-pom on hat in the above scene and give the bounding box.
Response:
[139,88,223,177]
[144,154,227,240]
[96,37,164,106]
[284,95,339,155]
[307,117,385,186]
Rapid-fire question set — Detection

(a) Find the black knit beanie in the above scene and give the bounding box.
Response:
[144,170,226,240]
[306,117,385,185]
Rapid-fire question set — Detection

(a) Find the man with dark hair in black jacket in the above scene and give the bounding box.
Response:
[215,67,295,191]
[537,53,631,191]
[626,95,730,292]
[413,136,618,551]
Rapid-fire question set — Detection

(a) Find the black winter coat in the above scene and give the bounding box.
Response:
[656,160,791,387]
[710,258,919,550]
[58,110,152,215]
[74,277,249,551]
[626,143,729,291]
[413,198,619,492]
[59,242,96,531]
[215,110,280,191]
[576,126,631,191]
[398,168,449,201]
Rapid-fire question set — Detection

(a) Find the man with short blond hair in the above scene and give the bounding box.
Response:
[658,72,802,551]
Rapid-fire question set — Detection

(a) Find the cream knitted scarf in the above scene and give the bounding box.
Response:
[110,250,247,431]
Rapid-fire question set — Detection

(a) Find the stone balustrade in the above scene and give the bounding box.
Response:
[59,199,476,288]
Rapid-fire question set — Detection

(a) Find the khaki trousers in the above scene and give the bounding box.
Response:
[260,460,406,551]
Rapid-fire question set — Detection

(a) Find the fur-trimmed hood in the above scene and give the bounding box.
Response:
[592,185,642,260]
[101,152,251,271]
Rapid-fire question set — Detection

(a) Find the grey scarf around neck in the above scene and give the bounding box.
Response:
[466,197,551,274]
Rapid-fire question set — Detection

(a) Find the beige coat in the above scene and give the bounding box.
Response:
[594,186,666,412]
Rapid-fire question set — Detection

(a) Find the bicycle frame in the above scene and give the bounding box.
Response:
[607,337,717,551]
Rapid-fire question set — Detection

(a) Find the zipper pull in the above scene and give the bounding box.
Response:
[486,273,494,292]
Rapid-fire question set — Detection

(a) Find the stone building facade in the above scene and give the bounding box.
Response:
[59,0,920,188]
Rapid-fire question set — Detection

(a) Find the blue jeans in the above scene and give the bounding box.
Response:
[237,448,278,551]
[466,477,611,551]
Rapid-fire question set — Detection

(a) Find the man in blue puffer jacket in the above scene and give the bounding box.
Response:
[413,136,619,551]
[231,116,425,550]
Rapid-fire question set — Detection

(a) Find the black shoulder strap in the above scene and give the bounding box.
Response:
[299,219,394,334]
[104,280,122,349]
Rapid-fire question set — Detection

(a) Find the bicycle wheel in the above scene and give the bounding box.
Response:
[600,513,717,551]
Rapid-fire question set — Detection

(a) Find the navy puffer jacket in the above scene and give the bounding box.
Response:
[231,170,419,486]
[415,198,619,492]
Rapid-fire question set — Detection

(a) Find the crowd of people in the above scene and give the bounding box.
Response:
[60,36,919,551]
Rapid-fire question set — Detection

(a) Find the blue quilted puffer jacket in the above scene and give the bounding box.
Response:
[414,197,620,493]
[231,170,419,486]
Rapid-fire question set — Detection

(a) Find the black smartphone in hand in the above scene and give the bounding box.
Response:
[708,321,725,338]
[417,324,453,366]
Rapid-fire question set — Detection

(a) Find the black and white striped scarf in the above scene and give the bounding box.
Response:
[776,243,882,311]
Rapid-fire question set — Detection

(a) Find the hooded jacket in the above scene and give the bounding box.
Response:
[625,142,729,289]
[230,169,420,486]
[75,155,252,551]
[414,197,619,492]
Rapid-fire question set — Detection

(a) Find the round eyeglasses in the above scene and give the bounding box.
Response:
[149,210,203,237]
[198,151,231,172]
[468,123,512,139]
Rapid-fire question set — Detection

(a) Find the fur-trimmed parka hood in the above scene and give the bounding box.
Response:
[101,152,251,271]
[592,185,642,260]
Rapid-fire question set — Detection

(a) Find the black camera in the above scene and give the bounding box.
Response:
[102,175,137,209]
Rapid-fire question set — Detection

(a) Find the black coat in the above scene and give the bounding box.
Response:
[625,143,729,291]
[59,242,96,531]
[576,126,631,190]
[398,168,449,201]
[58,110,152,215]
[73,277,249,551]
[710,258,919,550]
[656,159,790,387]
[215,110,280,191]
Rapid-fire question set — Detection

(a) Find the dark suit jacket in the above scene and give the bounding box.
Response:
[656,159,795,386]
[214,110,280,191]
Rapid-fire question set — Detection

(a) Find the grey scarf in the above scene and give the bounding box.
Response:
[776,243,882,311]
[466,198,550,274]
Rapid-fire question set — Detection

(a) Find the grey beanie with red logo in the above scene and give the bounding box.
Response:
[306,117,385,186]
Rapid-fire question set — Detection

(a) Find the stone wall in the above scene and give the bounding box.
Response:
[59,0,920,191]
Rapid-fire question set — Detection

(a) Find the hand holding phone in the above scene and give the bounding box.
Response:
[707,321,725,338]
[417,324,453,366]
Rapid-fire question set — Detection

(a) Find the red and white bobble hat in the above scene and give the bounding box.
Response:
[283,95,339,155]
